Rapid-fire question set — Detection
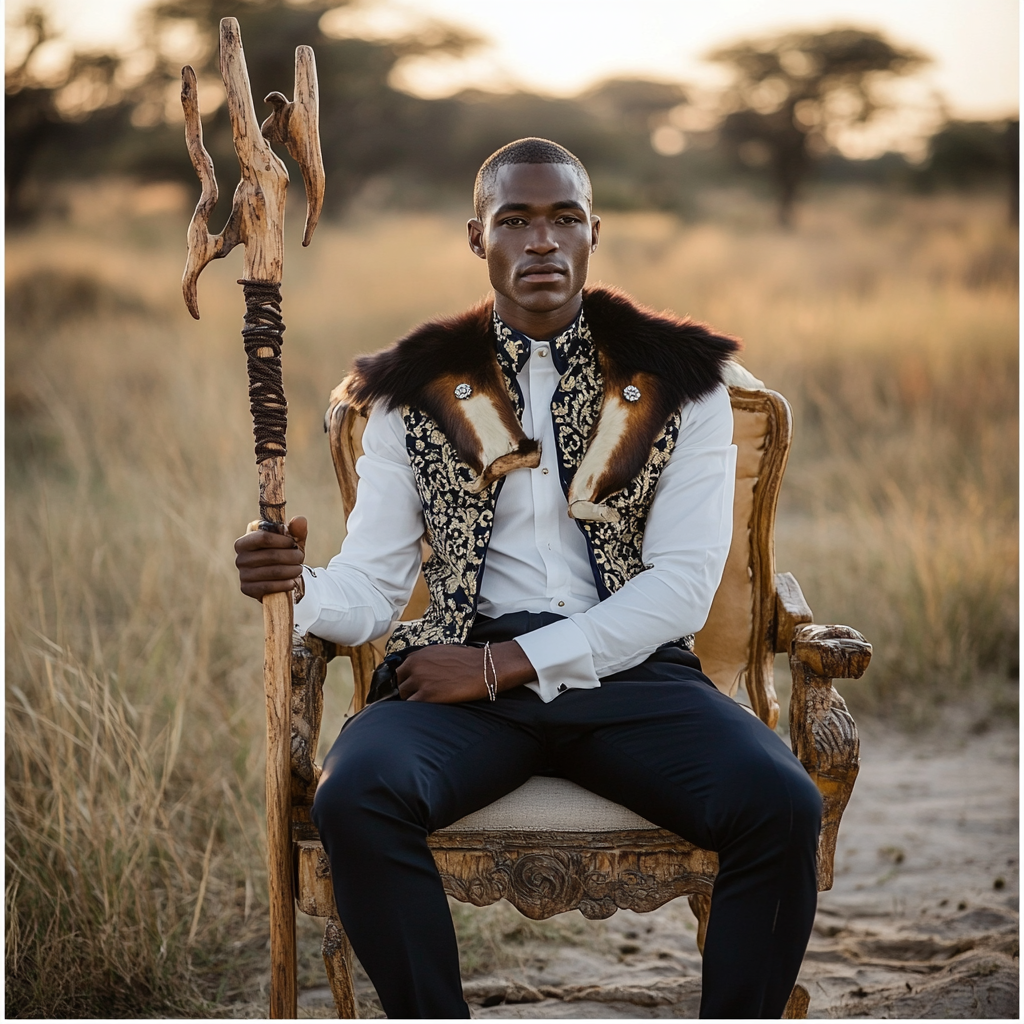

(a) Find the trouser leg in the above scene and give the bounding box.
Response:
[311,695,543,1019]
[548,674,822,1019]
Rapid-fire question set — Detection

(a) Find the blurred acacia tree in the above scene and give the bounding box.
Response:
[5,0,691,219]
[8,7,1011,224]
[5,0,483,218]
[709,27,929,225]
[129,0,482,209]
[6,8,139,220]
[5,0,697,220]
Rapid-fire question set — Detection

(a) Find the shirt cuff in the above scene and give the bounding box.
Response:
[291,566,322,637]
[513,618,601,703]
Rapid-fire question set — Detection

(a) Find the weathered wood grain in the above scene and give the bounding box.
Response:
[181,19,324,317]
[789,624,871,889]
[181,17,325,1018]
[774,571,814,653]
[431,829,718,921]
[260,45,324,247]
[296,840,336,917]
[264,588,296,1017]
[290,635,330,806]
[792,623,872,680]
[180,64,242,318]
[723,387,793,729]
[784,983,811,1018]
[326,399,361,521]
[322,914,358,1018]
[687,893,711,955]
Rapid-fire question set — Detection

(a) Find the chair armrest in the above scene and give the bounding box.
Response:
[788,623,871,891]
[791,623,871,679]
[773,572,813,653]
[290,635,377,819]
[290,633,336,807]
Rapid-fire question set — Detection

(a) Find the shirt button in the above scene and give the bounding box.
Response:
[557,600,565,607]
[558,683,567,692]
[541,467,549,475]
[537,349,548,358]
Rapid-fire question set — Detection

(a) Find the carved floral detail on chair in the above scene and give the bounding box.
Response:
[431,840,718,921]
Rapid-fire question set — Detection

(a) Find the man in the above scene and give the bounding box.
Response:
[235,138,821,1019]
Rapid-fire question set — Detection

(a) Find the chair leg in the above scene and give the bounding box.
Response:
[783,983,810,1018]
[322,912,358,1018]
[687,893,711,955]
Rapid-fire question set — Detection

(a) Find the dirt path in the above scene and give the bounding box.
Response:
[299,725,1018,1019]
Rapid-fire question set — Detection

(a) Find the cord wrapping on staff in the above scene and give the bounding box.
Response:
[240,278,288,463]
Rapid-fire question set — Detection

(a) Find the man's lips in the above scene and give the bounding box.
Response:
[519,264,567,282]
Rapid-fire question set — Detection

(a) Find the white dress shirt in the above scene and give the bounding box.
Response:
[294,338,737,702]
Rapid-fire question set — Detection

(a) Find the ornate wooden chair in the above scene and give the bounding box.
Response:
[286,384,872,1018]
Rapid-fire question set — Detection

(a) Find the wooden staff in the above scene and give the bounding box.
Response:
[180,18,324,1018]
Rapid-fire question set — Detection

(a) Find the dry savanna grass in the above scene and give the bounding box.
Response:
[5,184,1017,1017]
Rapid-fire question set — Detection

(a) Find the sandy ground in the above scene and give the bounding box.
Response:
[298,724,1018,1019]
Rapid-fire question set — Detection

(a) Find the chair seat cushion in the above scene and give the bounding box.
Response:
[436,775,660,833]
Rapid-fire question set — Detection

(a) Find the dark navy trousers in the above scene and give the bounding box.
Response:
[312,613,822,1019]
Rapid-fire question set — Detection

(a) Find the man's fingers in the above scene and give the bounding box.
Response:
[287,516,308,552]
[241,578,301,600]
[234,530,301,554]
[239,563,303,582]
[235,546,304,568]
[398,677,430,702]
[235,515,308,605]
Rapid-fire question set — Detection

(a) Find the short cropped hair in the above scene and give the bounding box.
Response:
[473,138,593,220]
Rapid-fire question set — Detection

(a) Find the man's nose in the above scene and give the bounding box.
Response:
[525,224,558,253]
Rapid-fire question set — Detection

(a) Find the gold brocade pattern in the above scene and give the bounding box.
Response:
[549,318,684,608]
[385,310,689,658]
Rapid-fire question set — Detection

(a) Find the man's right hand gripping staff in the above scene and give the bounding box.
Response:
[234,515,308,601]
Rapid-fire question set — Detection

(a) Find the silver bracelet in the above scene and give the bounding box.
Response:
[483,641,498,702]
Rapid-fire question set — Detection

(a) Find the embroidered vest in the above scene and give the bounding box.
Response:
[337,286,740,657]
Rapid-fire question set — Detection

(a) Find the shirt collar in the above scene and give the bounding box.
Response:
[492,305,586,377]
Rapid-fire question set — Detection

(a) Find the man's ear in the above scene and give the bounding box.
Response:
[590,215,601,253]
[467,218,486,260]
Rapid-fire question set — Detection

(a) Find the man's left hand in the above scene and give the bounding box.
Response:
[396,641,536,703]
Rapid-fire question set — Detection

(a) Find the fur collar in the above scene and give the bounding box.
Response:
[337,285,740,519]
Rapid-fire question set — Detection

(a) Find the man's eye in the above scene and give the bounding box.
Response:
[502,217,526,227]
[557,215,581,224]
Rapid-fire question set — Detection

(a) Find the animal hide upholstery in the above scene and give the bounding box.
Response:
[337,286,739,518]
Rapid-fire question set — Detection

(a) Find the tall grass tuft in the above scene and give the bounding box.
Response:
[7,633,211,1015]
[5,187,1017,1015]
[6,274,275,1016]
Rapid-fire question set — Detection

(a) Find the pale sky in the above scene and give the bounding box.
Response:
[13,0,1020,119]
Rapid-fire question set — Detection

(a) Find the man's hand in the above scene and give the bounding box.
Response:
[234,515,308,601]
[397,641,537,703]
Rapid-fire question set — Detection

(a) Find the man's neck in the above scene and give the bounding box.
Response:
[493,291,583,340]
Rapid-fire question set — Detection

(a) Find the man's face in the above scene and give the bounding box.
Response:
[468,162,600,316]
